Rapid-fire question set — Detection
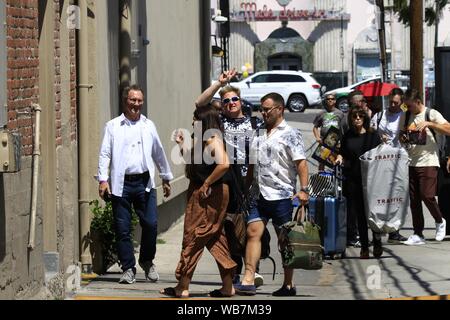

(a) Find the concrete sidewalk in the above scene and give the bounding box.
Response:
[73,208,450,300]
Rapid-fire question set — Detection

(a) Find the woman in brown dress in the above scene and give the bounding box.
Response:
[160,106,236,298]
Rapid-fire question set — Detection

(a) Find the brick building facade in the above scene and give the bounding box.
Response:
[0,0,210,299]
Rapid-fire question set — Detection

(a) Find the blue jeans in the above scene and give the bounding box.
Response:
[112,178,157,272]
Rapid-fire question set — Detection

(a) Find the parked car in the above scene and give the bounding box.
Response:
[324,76,382,113]
[324,75,410,113]
[216,70,322,112]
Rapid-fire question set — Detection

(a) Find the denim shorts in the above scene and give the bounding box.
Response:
[246,195,293,227]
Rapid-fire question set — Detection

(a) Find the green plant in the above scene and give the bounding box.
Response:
[89,199,138,273]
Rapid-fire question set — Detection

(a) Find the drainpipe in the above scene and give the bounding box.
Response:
[28,104,42,250]
[119,0,131,91]
[77,0,93,274]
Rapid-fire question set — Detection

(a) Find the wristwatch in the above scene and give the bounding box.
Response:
[300,187,310,194]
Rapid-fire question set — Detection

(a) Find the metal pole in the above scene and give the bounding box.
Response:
[78,0,93,274]
[340,13,345,87]
[28,104,41,250]
[376,0,388,82]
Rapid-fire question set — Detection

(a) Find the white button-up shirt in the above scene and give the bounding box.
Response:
[98,114,174,197]
[250,120,306,201]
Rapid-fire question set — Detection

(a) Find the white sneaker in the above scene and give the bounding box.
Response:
[254,272,264,288]
[118,268,136,284]
[435,218,446,241]
[402,234,426,246]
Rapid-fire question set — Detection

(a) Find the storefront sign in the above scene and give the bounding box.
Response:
[232,2,350,22]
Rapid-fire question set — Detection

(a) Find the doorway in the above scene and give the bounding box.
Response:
[268,53,302,71]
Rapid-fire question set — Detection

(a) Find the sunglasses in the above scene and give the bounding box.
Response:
[325,98,336,101]
[260,105,279,115]
[222,96,240,104]
[352,113,364,119]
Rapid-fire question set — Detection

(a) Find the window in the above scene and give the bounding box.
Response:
[252,75,270,83]
[267,74,306,83]
[0,2,6,126]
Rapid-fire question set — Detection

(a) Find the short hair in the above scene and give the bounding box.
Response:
[260,92,285,107]
[348,90,364,102]
[219,85,241,99]
[404,88,422,103]
[325,92,336,99]
[389,87,404,98]
[122,85,145,104]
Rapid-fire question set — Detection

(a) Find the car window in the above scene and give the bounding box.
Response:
[267,74,306,83]
[252,75,270,83]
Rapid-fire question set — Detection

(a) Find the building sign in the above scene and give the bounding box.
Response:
[231,2,351,22]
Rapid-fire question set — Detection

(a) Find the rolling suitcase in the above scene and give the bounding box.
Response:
[309,167,347,259]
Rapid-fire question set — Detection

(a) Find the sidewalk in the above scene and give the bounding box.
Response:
[73,207,450,300]
[73,110,450,300]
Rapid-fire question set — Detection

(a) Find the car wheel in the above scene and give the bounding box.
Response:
[287,94,307,112]
[337,97,349,113]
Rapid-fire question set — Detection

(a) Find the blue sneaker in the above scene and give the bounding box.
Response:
[234,283,256,296]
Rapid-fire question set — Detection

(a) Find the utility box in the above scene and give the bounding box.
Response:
[0,130,21,173]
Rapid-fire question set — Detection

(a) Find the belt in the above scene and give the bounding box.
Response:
[124,172,149,182]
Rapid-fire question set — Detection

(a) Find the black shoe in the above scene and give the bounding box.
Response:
[272,286,296,297]
[388,231,407,244]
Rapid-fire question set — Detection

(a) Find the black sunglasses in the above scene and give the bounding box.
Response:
[222,96,240,104]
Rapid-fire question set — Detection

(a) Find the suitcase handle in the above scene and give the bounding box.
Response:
[334,165,344,199]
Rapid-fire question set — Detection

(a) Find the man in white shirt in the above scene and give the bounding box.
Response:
[401,88,450,245]
[234,93,309,297]
[370,88,408,243]
[98,85,173,284]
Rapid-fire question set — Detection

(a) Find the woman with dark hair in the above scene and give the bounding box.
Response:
[161,106,236,298]
[336,108,383,259]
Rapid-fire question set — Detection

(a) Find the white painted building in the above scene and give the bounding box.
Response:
[211,0,450,89]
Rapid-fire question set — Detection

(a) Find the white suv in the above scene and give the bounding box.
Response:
[228,70,322,112]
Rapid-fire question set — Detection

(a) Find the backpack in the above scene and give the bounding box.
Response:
[374,110,384,130]
[404,108,448,159]
[260,227,276,280]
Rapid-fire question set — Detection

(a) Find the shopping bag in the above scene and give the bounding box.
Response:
[278,205,323,270]
[360,143,410,233]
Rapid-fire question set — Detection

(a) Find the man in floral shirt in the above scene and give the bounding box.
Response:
[234,93,309,297]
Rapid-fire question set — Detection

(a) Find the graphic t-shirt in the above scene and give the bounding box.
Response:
[221,115,264,177]
[313,109,345,137]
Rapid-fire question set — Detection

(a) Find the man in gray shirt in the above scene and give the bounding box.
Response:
[313,93,345,171]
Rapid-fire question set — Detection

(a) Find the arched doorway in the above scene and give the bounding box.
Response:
[254,21,313,72]
[268,53,302,71]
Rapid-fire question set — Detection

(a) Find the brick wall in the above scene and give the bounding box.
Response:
[54,0,62,147]
[6,0,39,157]
[70,16,77,142]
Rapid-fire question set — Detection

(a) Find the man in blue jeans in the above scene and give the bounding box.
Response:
[98,85,173,284]
[234,93,309,296]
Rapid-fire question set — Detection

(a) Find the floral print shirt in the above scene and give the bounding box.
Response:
[250,120,306,200]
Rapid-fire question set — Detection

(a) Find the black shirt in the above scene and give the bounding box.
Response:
[341,130,381,181]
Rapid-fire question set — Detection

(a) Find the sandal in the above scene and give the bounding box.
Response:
[209,289,233,298]
[160,287,188,298]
